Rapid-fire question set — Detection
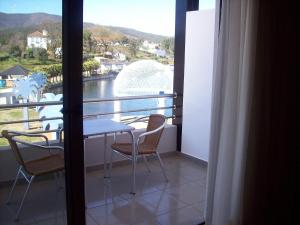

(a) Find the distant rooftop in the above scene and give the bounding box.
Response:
[28,31,45,38]
[0,65,29,76]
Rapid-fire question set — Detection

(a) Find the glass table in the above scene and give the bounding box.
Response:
[83,118,135,206]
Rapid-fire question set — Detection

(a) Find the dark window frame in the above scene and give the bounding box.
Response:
[62,0,85,224]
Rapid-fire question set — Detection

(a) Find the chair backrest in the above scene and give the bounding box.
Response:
[1,130,25,167]
[143,114,166,149]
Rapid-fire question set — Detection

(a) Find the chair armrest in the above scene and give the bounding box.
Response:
[58,127,64,143]
[136,123,165,146]
[12,137,63,153]
[117,116,148,141]
[7,130,49,146]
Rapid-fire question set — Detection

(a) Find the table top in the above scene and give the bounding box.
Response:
[83,118,134,138]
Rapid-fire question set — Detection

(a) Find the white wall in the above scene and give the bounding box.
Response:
[181,9,215,161]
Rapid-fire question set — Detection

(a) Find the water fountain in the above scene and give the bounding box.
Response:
[114,60,173,120]
[114,59,173,96]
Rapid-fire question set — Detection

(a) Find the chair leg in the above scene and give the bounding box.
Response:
[15,175,35,221]
[109,149,113,178]
[143,155,151,173]
[131,154,136,195]
[6,166,22,205]
[156,153,168,182]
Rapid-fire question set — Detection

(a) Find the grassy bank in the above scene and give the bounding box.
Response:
[0,57,60,71]
[0,108,43,146]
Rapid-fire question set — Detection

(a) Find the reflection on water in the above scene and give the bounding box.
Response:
[82,78,172,118]
[83,79,115,117]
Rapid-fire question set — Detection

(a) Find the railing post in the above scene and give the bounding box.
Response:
[113,100,121,121]
[157,91,165,115]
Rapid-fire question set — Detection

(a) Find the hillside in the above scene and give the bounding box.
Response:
[109,26,167,43]
[0,12,61,30]
[0,22,62,50]
[0,12,170,43]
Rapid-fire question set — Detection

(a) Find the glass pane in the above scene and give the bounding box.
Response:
[0,1,66,224]
[82,1,176,224]
[82,0,175,124]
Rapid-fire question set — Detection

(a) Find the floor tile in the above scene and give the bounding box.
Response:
[156,205,204,225]
[86,214,100,225]
[0,205,38,225]
[139,190,188,215]
[1,154,207,225]
[85,176,127,208]
[165,181,206,205]
[35,215,67,225]
[87,198,157,225]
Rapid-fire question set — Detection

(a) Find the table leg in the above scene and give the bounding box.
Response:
[129,131,136,194]
[109,135,114,178]
[104,133,108,178]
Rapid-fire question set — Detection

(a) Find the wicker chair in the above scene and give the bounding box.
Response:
[110,114,168,194]
[1,130,64,221]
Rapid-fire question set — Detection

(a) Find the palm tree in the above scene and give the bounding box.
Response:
[13,78,39,130]
[38,93,63,139]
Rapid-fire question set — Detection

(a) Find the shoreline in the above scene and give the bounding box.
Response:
[47,73,117,90]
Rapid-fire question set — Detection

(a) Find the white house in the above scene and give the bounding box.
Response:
[55,47,62,58]
[100,63,112,73]
[155,49,167,57]
[140,40,159,54]
[27,30,50,49]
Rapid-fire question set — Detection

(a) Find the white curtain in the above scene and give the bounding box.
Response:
[205,0,259,224]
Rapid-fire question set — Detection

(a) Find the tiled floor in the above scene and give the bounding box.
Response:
[0,154,207,225]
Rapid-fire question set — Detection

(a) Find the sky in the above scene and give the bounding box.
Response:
[0,0,215,36]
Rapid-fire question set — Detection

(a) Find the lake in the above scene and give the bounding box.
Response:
[82,78,173,119]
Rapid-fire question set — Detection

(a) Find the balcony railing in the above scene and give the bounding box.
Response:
[0,93,180,138]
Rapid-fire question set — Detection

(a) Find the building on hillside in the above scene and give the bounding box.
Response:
[27,30,50,49]
[55,47,62,58]
[155,49,167,57]
[104,51,113,59]
[114,52,126,61]
[140,40,167,57]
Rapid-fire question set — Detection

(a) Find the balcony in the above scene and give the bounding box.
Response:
[0,153,207,225]
[0,2,215,224]
[0,94,208,225]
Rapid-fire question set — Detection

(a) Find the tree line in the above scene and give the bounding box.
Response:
[33,59,100,83]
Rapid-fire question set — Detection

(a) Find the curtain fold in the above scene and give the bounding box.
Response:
[206,0,298,224]
[205,0,258,224]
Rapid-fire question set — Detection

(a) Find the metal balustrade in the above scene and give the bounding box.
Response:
[0,93,180,138]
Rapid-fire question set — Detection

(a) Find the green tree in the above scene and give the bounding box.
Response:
[0,52,9,61]
[48,38,62,59]
[128,39,139,58]
[83,30,96,53]
[9,45,22,57]
[162,38,175,54]
[120,36,129,45]
[35,64,62,83]
[83,59,100,76]
[37,48,48,63]
[26,48,34,58]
